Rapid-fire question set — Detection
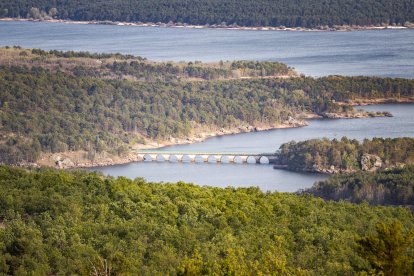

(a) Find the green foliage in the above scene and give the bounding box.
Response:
[0,48,413,164]
[107,59,289,81]
[307,165,414,206]
[355,221,414,275]
[33,48,135,60]
[276,137,414,173]
[1,0,413,28]
[0,166,413,274]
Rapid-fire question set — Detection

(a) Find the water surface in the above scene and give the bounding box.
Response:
[94,104,414,192]
[1,21,413,78]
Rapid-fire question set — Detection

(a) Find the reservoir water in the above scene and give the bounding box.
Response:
[93,104,414,192]
[1,21,414,78]
[1,21,413,191]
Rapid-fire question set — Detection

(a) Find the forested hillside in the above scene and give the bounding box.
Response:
[275,137,414,173]
[0,166,413,274]
[0,47,413,166]
[306,165,414,206]
[1,0,413,28]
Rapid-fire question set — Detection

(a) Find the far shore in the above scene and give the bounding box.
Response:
[1,17,413,32]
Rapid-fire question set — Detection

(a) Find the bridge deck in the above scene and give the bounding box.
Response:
[135,150,275,156]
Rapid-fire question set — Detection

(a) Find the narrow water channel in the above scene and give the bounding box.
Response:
[92,104,414,192]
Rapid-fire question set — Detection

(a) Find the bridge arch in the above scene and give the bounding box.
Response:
[233,156,243,164]
[156,154,166,162]
[182,155,191,163]
[169,155,179,162]
[195,155,206,163]
[220,155,232,163]
[259,156,270,164]
[143,154,153,162]
[247,156,257,164]
[207,155,218,163]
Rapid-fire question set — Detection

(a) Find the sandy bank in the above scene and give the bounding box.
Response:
[2,18,413,32]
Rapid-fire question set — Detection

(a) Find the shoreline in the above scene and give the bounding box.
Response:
[1,17,413,32]
[37,108,396,169]
[37,119,309,169]
[338,97,414,106]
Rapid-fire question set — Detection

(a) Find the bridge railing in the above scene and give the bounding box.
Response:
[134,150,275,156]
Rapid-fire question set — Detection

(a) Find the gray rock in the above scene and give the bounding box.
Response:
[361,153,382,171]
[57,158,75,168]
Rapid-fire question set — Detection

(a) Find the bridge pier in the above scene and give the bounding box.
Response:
[207,155,218,163]
[156,154,171,162]
[143,153,157,162]
[194,155,209,163]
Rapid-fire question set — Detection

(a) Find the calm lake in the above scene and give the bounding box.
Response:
[93,104,414,192]
[1,21,414,78]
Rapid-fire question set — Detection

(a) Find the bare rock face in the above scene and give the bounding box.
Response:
[52,154,62,162]
[360,153,382,171]
[57,158,75,168]
[286,116,308,127]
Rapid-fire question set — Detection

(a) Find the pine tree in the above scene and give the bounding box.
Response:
[356,221,414,275]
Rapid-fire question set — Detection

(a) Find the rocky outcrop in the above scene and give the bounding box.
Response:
[57,158,75,168]
[48,153,144,169]
[310,164,356,174]
[360,153,383,171]
[322,111,392,119]
[286,116,308,127]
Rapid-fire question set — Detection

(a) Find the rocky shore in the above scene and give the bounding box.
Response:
[2,18,413,32]
[274,153,398,174]
[338,97,414,106]
[321,110,393,119]
[17,104,398,170]
[34,117,308,169]
[23,108,397,170]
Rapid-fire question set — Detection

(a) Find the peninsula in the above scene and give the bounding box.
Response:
[0,47,413,168]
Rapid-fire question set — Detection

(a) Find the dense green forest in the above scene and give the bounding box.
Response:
[2,47,294,81]
[1,0,413,28]
[0,166,413,274]
[0,47,413,165]
[306,165,414,206]
[275,137,414,173]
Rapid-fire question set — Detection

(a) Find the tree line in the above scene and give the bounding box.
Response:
[0,165,412,274]
[1,0,413,28]
[306,165,414,207]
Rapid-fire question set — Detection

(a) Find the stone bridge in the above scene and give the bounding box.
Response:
[135,151,276,164]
